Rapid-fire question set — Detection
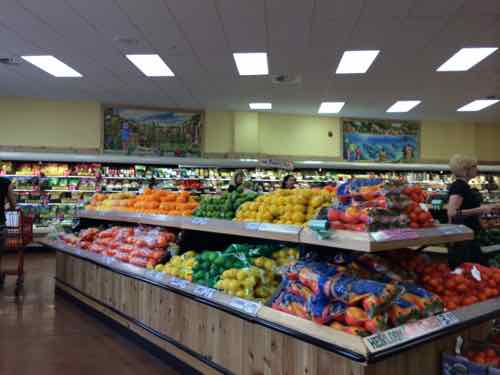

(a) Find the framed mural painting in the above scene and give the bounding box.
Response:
[103,106,203,157]
[342,118,420,162]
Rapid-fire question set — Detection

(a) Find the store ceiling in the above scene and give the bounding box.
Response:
[0,0,499,121]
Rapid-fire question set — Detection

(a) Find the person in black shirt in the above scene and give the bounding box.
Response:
[281,175,297,189]
[0,177,16,280]
[227,171,245,193]
[447,155,499,268]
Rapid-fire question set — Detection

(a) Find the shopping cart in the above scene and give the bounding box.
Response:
[0,210,33,295]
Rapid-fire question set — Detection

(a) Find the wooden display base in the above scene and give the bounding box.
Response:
[55,250,492,375]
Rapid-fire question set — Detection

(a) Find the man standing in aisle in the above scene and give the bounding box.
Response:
[0,177,16,285]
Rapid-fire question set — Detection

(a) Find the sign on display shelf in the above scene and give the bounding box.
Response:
[168,277,189,290]
[229,298,261,315]
[191,217,209,225]
[364,312,459,353]
[371,228,420,242]
[192,285,216,299]
[259,223,300,235]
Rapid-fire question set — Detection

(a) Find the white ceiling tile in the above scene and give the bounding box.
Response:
[408,0,466,17]
[215,0,267,51]
[361,0,413,18]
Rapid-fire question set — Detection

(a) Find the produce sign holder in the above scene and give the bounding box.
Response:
[78,210,473,252]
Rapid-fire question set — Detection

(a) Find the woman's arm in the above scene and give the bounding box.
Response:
[447,194,495,222]
[7,184,16,209]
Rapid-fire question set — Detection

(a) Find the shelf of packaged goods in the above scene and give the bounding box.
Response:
[45,189,96,193]
[78,211,472,251]
[300,225,473,252]
[45,238,500,372]
[481,244,500,253]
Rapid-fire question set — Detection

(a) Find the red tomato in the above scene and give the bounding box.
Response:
[414,206,423,215]
[327,208,341,221]
[409,221,420,229]
[485,348,496,358]
[478,292,488,301]
[447,302,458,310]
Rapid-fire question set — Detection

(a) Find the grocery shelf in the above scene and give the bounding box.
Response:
[44,237,500,366]
[46,189,96,193]
[78,210,472,252]
[14,189,37,192]
[300,225,472,252]
[481,244,500,253]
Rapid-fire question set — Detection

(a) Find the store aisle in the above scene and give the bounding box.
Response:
[0,251,181,375]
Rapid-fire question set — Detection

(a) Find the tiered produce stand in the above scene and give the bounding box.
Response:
[43,210,500,375]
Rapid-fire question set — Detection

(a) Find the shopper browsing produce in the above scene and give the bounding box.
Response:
[281,175,297,189]
[447,154,500,267]
[0,177,16,277]
[228,170,245,193]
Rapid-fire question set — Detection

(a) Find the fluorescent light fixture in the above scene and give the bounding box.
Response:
[126,54,174,77]
[233,52,268,75]
[386,100,421,113]
[21,55,82,77]
[336,50,380,74]
[457,99,499,112]
[240,158,258,162]
[249,102,272,110]
[318,102,345,114]
[302,161,324,164]
[437,47,498,71]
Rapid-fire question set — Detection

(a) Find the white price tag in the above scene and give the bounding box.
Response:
[192,218,208,225]
[229,298,261,315]
[244,222,260,231]
[193,285,216,299]
[168,277,189,289]
[259,223,300,234]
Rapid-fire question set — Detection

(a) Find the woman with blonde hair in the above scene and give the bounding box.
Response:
[447,154,499,267]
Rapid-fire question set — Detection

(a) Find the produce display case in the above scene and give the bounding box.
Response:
[42,207,500,375]
[3,151,500,231]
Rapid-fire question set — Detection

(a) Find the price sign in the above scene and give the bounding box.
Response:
[364,312,459,353]
[192,218,209,225]
[192,285,216,299]
[371,229,419,242]
[168,277,189,290]
[244,222,260,231]
[259,223,300,235]
[229,298,261,315]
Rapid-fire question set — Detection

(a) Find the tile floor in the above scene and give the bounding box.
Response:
[0,251,181,375]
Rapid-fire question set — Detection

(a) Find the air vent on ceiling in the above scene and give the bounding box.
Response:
[0,57,23,65]
[271,73,302,85]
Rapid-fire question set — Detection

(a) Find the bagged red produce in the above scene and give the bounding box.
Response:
[114,252,130,263]
[80,228,98,242]
[285,261,306,280]
[97,227,118,238]
[118,244,134,254]
[285,280,347,324]
[330,321,371,337]
[89,244,106,254]
[325,273,401,317]
[388,295,421,326]
[129,256,149,268]
[272,292,310,320]
[105,249,116,257]
[399,283,443,317]
[297,262,340,296]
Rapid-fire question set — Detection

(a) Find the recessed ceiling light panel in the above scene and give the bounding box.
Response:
[233,52,268,75]
[386,100,421,113]
[21,55,82,77]
[336,50,380,74]
[437,47,498,71]
[126,54,174,77]
[249,102,272,110]
[318,102,345,114]
[457,99,499,112]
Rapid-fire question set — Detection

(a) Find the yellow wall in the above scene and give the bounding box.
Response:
[203,111,233,154]
[475,122,500,162]
[233,112,259,154]
[0,97,101,150]
[420,120,476,161]
[0,97,499,162]
[258,113,341,158]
